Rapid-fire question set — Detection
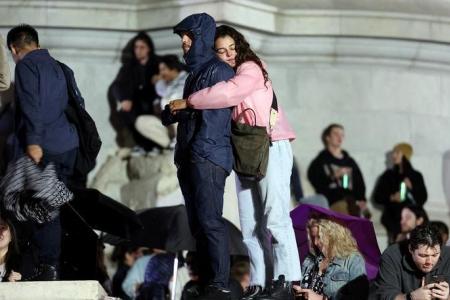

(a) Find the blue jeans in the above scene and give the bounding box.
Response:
[177,153,230,289]
[32,148,77,266]
[236,140,301,287]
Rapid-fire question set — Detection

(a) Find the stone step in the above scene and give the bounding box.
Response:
[0,281,107,300]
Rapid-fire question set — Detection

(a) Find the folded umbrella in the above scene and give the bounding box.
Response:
[290,203,381,280]
[0,156,73,223]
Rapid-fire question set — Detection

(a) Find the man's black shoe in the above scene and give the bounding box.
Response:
[199,285,232,300]
[25,264,59,281]
[242,285,264,300]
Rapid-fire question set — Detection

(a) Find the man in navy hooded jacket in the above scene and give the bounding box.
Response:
[7,24,79,280]
[162,13,234,299]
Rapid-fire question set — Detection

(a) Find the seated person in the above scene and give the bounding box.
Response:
[372,224,450,300]
[396,205,428,242]
[430,221,449,246]
[293,218,367,300]
[0,216,21,282]
[112,32,160,152]
[307,124,368,217]
[111,243,144,299]
[135,55,187,150]
[122,252,155,299]
[137,252,175,300]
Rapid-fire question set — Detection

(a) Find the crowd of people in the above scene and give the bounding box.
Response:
[0,12,449,300]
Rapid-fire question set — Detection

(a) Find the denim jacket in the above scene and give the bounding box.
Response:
[301,252,366,299]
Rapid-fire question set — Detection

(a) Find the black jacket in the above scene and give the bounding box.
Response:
[372,242,450,300]
[307,149,366,205]
[373,159,427,234]
[113,58,160,116]
[163,13,235,172]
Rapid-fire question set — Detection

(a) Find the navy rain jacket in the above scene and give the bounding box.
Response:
[14,49,78,155]
[166,13,235,172]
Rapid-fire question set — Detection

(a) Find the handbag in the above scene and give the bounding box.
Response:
[231,92,278,180]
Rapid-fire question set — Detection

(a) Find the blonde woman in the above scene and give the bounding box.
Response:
[294,219,366,300]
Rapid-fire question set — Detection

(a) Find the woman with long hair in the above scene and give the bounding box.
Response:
[373,143,427,244]
[113,31,161,151]
[293,218,366,300]
[0,216,21,282]
[170,25,300,299]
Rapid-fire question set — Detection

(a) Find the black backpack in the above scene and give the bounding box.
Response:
[58,62,102,178]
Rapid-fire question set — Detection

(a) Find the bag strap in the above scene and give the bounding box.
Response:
[235,90,278,128]
[236,108,257,126]
[269,91,279,132]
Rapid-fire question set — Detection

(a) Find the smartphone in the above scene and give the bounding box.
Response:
[431,275,446,284]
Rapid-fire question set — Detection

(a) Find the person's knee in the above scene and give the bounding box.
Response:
[267,219,291,240]
[198,215,225,234]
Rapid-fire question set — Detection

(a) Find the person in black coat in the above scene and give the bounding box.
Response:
[373,143,427,244]
[112,31,160,151]
[307,124,368,217]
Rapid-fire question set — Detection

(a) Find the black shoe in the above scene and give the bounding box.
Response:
[259,275,294,300]
[199,285,231,300]
[25,264,59,281]
[242,285,264,300]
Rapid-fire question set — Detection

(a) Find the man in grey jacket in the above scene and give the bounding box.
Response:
[372,224,450,300]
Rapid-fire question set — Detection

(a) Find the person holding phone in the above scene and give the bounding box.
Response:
[372,224,450,300]
[293,218,367,300]
[373,143,428,244]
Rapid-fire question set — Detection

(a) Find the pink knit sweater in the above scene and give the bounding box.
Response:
[187,61,296,142]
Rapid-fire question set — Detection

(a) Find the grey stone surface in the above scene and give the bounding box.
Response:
[91,151,179,210]
[90,155,129,202]
[0,281,107,300]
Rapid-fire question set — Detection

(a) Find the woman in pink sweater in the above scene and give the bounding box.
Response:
[170,25,301,298]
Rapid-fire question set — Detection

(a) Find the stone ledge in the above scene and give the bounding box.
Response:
[3,0,450,44]
[0,281,107,300]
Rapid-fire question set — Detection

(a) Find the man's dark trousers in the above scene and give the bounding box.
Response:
[32,148,77,267]
[178,153,229,288]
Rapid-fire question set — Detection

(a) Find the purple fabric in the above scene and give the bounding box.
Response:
[290,203,381,280]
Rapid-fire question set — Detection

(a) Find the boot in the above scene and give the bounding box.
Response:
[242,285,264,300]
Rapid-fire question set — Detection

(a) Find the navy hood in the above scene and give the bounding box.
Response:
[173,13,216,73]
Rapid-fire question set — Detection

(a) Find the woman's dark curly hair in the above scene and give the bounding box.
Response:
[215,25,269,85]
[121,31,158,65]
